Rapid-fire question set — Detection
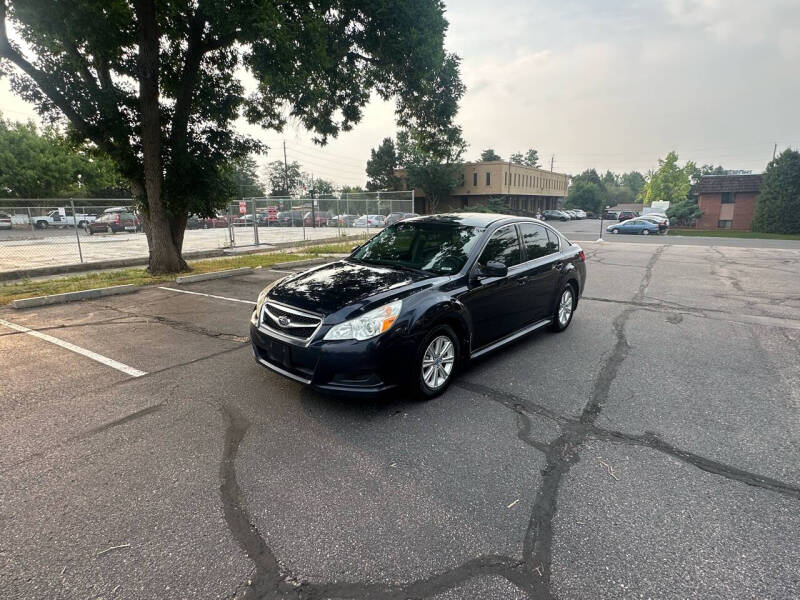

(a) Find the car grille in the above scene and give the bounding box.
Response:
[261,302,321,341]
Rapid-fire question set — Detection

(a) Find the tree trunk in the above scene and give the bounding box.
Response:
[134,0,186,274]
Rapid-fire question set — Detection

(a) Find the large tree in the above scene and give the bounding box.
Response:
[479,148,501,162]
[564,181,604,215]
[230,156,265,198]
[365,137,400,191]
[640,151,695,206]
[265,160,302,197]
[0,1,461,273]
[0,117,126,197]
[510,148,540,168]
[752,149,800,234]
[620,171,646,198]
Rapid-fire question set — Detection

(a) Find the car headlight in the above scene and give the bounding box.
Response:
[323,300,402,341]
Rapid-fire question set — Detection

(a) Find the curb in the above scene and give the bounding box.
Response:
[176,267,254,284]
[12,284,139,309]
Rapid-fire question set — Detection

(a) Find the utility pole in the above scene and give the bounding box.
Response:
[310,172,316,227]
[283,140,289,197]
[550,155,554,172]
[773,143,777,161]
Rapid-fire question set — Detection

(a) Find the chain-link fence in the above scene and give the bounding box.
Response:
[0,192,415,276]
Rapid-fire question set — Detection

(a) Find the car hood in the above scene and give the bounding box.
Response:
[267,260,432,316]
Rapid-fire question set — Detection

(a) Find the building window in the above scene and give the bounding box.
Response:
[718,220,733,229]
[721,192,735,204]
[473,172,478,186]
[486,172,491,185]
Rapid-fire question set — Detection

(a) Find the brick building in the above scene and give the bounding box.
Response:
[396,161,568,214]
[696,174,762,230]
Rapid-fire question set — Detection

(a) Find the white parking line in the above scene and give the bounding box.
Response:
[268,268,299,275]
[158,286,254,305]
[0,318,147,378]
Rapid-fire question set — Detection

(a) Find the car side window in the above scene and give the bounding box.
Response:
[478,225,522,267]
[545,228,560,253]
[519,223,556,260]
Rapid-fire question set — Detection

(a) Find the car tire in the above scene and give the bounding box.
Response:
[642,229,650,235]
[416,325,459,400]
[36,221,48,229]
[611,228,620,234]
[550,284,576,332]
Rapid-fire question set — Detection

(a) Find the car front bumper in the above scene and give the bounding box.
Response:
[250,323,415,396]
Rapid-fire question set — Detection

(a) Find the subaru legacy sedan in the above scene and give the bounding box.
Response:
[250,213,586,398]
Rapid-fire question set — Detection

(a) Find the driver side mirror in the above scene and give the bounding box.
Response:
[483,260,508,278]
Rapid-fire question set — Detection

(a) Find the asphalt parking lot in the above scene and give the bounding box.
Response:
[2,240,799,599]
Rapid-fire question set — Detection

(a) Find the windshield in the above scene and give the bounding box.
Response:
[351,221,481,275]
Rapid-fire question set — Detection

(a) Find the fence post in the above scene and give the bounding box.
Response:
[251,198,259,246]
[70,199,84,263]
[228,204,235,248]
[26,206,35,233]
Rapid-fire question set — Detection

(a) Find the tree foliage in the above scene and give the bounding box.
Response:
[620,171,646,198]
[265,160,302,197]
[0,0,461,273]
[479,148,501,162]
[510,148,540,168]
[752,149,800,234]
[229,156,265,198]
[564,181,604,215]
[365,137,400,191]
[640,151,695,206]
[0,117,126,197]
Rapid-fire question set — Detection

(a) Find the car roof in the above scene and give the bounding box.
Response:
[407,212,543,227]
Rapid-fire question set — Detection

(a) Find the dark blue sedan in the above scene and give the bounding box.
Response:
[607,218,661,235]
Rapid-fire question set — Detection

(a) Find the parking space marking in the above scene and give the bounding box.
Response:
[268,269,299,274]
[0,318,147,377]
[158,286,254,305]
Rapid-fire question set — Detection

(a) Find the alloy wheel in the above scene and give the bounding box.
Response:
[558,289,574,327]
[421,335,455,390]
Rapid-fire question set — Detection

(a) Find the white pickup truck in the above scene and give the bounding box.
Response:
[32,210,97,229]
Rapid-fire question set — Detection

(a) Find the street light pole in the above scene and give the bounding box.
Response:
[598,206,609,242]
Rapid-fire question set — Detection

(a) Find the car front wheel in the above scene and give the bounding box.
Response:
[642,229,650,235]
[550,284,576,332]
[611,228,620,234]
[417,325,459,399]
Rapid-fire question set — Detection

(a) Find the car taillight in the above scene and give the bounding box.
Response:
[115,214,120,223]
[578,250,585,261]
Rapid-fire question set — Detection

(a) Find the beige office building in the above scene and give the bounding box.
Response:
[398,161,569,214]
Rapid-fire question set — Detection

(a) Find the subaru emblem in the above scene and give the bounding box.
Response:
[278,315,291,327]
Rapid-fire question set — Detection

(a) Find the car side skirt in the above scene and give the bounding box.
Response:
[469,318,552,360]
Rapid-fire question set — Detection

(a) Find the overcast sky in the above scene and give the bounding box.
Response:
[2,0,799,187]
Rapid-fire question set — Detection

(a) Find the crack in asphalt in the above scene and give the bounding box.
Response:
[95,302,250,343]
[216,244,799,600]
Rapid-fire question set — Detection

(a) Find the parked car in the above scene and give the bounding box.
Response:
[0,212,12,230]
[250,213,585,397]
[542,210,570,221]
[353,214,385,228]
[638,215,669,233]
[32,209,97,229]
[276,210,305,227]
[643,212,670,226]
[571,209,587,219]
[603,210,618,220]
[617,210,639,221]
[303,211,333,227]
[86,211,139,234]
[384,212,419,226]
[606,218,661,235]
[187,213,228,229]
[331,214,358,227]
